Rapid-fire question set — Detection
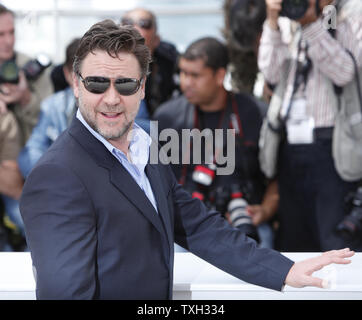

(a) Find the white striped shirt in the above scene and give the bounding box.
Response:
[258,7,362,128]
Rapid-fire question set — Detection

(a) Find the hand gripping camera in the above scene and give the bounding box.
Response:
[280,0,322,20]
[0,53,51,85]
[280,0,309,19]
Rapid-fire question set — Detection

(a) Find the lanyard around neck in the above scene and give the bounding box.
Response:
[179,93,243,185]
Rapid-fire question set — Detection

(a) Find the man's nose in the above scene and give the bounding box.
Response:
[103,84,121,106]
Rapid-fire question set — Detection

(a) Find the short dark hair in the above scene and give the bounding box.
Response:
[181,37,229,71]
[73,19,151,78]
[0,4,14,16]
[64,38,81,70]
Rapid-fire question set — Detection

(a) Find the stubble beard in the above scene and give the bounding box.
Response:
[78,95,133,141]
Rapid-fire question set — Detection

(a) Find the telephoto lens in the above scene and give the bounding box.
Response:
[228,185,260,242]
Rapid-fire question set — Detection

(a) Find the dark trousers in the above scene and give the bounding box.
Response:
[277,128,360,252]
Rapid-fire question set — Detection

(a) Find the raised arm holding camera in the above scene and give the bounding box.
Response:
[0,4,53,249]
[0,4,52,146]
[258,0,362,251]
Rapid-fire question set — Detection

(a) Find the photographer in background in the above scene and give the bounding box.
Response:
[258,0,362,251]
[223,0,266,96]
[0,111,24,250]
[0,4,52,146]
[0,112,22,201]
[154,37,279,248]
[17,38,80,179]
[121,8,180,117]
[0,4,52,250]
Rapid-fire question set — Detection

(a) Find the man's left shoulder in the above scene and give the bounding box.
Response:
[155,41,179,63]
[153,95,190,123]
[233,92,266,118]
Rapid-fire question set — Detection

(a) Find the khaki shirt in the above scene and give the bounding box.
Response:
[12,52,53,145]
[0,111,21,162]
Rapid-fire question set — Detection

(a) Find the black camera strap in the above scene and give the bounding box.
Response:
[280,36,312,123]
[179,93,243,185]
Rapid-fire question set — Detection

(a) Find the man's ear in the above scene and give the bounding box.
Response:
[140,76,146,100]
[216,68,227,87]
[63,65,74,88]
[72,72,79,98]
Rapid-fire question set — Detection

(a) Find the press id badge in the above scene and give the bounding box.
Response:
[286,98,315,144]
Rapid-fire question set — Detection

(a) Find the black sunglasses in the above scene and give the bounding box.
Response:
[78,73,143,96]
[121,17,153,30]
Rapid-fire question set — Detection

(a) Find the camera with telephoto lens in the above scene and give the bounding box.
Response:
[0,53,51,85]
[280,0,310,20]
[0,61,19,84]
[336,187,362,241]
[228,184,260,243]
[213,184,259,243]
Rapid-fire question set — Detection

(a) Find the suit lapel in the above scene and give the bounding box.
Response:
[145,164,173,253]
[68,117,165,237]
[108,165,166,237]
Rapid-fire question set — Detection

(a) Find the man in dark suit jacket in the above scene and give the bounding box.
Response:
[19,20,354,300]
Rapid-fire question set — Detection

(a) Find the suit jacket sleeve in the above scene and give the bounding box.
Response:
[20,162,97,299]
[167,164,294,291]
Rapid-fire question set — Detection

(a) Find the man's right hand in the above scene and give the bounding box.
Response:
[266,0,283,30]
[0,71,31,107]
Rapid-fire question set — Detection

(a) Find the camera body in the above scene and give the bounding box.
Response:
[192,164,216,187]
[190,164,216,208]
[0,53,51,85]
[280,0,310,20]
[336,187,362,241]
